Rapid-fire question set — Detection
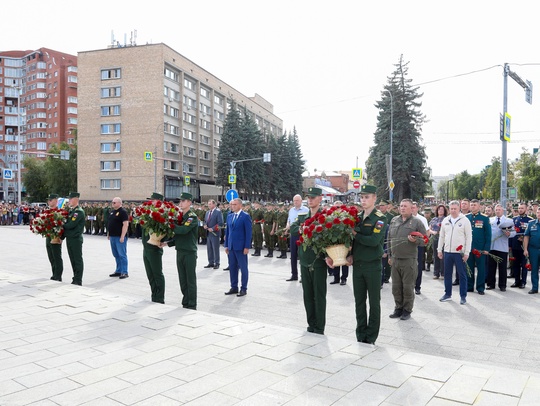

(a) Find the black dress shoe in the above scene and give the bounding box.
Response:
[213,265,220,269]
[109,273,121,277]
[330,280,339,285]
[452,280,459,286]
[510,283,520,288]
[237,290,247,297]
[529,290,538,294]
[478,291,485,295]
[520,284,526,289]
[486,286,495,290]
[340,281,346,285]
[203,264,214,268]
[224,266,230,271]
[286,278,298,282]
[467,289,474,292]
[119,274,129,279]
[415,288,421,295]
[389,310,403,319]
[500,287,506,292]
[224,288,239,295]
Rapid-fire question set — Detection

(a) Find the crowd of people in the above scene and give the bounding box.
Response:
[23,189,540,346]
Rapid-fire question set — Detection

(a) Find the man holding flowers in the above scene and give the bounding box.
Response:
[465,199,491,295]
[166,192,199,310]
[45,193,65,281]
[290,187,327,334]
[387,198,427,320]
[347,184,387,344]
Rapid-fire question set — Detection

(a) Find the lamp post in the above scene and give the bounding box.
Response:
[11,85,23,205]
[385,89,394,201]
[154,122,166,192]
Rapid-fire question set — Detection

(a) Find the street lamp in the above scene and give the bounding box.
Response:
[384,89,394,201]
[10,85,23,205]
[154,122,166,192]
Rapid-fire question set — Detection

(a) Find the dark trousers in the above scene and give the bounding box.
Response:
[66,236,84,285]
[143,246,165,303]
[467,250,486,292]
[330,265,349,282]
[46,239,63,281]
[207,232,220,266]
[512,249,527,286]
[381,255,391,283]
[415,246,425,290]
[228,250,249,291]
[353,260,381,343]
[487,250,508,289]
[301,263,327,334]
[176,250,197,309]
[290,235,300,278]
[443,252,467,298]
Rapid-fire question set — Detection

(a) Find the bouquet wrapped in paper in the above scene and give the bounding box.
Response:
[30,208,69,243]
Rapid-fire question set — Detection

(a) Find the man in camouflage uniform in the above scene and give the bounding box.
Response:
[263,203,277,257]
[276,203,289,259]
[251,201,264,256]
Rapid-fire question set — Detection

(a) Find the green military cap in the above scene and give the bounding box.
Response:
[512,204,519,209]
[532,201,540,206]
[68,192,80,198]
[180,192,193,201]
[360,184,377,194]
[147,192,164,200]
[424,208,432,213]
[305,187,322,197]
[379,199,391,205]
[47,193,59,200]
[278,202,284,206]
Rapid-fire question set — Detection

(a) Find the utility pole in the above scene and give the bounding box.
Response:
[501,63,532,211]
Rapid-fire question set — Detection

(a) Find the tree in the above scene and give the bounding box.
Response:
[453,171,481,199]
[514,149,540,200]
[482,158,502,200]
[22,157,48,202]
[287,127,306,195]
[45,142,77,196]
[216,102,244,189]
[366,55,427,202]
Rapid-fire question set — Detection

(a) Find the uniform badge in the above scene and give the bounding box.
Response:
[115,212,119,216]
[374,220,384,233]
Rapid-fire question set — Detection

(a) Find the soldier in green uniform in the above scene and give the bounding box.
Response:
[83,202,91,234]
[251,201,264,256]
[63,192,85,285]
[93,203,103,235]
[424,208,434,272]
[102,202,110,235]
[142,193,166,304]
[167,192,199,309]
[46,193,64,281]
[290,187,327,334]
[345,185,387,344]
[263,203,276,257]
[378,199,395,285]
[276,203,289,259]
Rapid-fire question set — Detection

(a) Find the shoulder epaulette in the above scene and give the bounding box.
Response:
[375,210,384,218]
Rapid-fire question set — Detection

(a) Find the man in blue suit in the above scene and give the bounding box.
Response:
[224,198,252,297]
[203,199,224,269]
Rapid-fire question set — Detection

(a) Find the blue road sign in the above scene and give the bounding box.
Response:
[226,189,239,202]
[3,169,13,180]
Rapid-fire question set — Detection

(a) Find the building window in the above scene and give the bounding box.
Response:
[183,112,196,124]
[199,151,210,160]
[169,106,179,118]
[200,134,210,145]
[184,146,196,157]
[101,87,121,98]
[214,110,224,121]
[184,77,195,90]
[67,107,78,114]
[101,105,120,116]
[183,129,196,140]
[214,94,223,105]
[186,164,195,174]
[200,87,210,99]
[101,142,121,153]
[183,95,197,109]
[101,124,121,134]
[169,124,179,136]
[164,68,179,82]
[101,179,121,189]
[200,103,211,115]
[68,76,77,83]
[37,142,47,150]
[68,96,78,103]
[101,68,121,80]
[200,166,210,176]
[101,161,121,171]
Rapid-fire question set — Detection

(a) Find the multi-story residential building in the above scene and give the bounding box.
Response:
[0,48,77,202]
[78,42,283,202]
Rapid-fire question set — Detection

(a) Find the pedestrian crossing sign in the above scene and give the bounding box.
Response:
[228,174,237,184]
[184,176,191,186]
[352,168,362,179]
[3,169,13,180]
[144,151,153,161]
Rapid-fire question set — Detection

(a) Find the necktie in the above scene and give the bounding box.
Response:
[232,213,238,225]
[497,217,500,225]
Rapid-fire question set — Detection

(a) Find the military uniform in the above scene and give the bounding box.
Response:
[525,218,540,293]
[466,212,492,293]
[290,187,326,334]
[263,206,276,257]
[46,193,64,281]
[276,204,289,258]
[251,204,264,256]
[352,185,387,343]
[512,213,533,288]
[63,192,85,285]
[142,192,166,303]
[168,192,199,309]
[379,200,395,284]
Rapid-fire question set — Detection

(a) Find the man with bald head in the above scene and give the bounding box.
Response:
[285,194,309,281]
[108,196,130,279]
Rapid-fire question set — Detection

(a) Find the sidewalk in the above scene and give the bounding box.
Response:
[1,225,540,405]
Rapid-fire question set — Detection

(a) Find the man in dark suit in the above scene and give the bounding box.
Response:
[203,199,223,269]
[224,198,252,297]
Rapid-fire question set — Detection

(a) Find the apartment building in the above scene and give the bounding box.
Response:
[78,42,283,201]
[0,48,77,202]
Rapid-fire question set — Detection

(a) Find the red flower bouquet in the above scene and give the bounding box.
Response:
[133,200,181,244]
[30,208,69,243]
[299,205,358,265]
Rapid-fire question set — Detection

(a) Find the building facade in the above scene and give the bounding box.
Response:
[77,43,283,201]
[0,48,77,202]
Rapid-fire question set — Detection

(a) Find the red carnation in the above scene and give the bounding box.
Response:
[315,225,323,233]
[318,215,326,224]
[526,262,532,270]
[333,218,341,224]
[423,236,429,244]
[296,240,301,246]
[456,245,463,251]
[325,222,333,229]
[139,220,145,225]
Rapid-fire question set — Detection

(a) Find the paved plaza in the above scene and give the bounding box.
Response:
[1,225,540,405]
